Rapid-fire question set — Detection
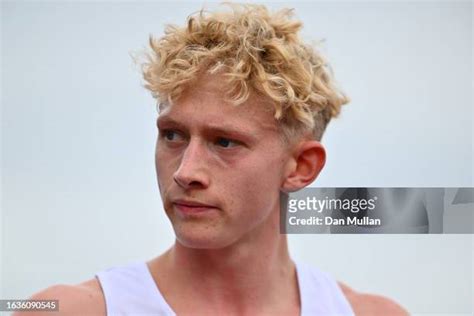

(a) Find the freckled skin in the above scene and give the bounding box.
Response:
[155,78,290,249]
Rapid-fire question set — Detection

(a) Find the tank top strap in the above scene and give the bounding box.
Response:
[294,261,355,316]
[95,261,175,316]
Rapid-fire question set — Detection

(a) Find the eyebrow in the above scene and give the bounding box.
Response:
[157,115,258,143]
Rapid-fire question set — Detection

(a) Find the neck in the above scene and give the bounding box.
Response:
[168,208,292,288]
[148,195,299,313]
[171,228,292,282]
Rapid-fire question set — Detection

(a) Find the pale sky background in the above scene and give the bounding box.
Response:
[1,1,473,315]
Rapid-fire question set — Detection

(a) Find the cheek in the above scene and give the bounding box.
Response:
[227,152,285,213]
[155,146,177,189]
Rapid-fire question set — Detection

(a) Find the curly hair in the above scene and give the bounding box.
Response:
[137,3,349,141]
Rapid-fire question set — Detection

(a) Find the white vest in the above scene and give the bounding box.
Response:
[96,260,354,316]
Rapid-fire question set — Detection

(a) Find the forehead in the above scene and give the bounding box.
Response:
[158,75,279,135]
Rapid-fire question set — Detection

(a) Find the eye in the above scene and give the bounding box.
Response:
[161,129,184,142]
[215,137,240,148]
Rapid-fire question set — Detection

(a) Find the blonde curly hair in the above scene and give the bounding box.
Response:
[138,3,349,141]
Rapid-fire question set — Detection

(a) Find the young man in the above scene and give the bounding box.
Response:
[22,4,408,315]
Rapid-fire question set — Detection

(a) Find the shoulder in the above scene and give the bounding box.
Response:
[338,282,409,316]
[12,278,106,316]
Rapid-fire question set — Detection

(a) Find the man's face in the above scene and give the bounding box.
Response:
[155,75,292,249]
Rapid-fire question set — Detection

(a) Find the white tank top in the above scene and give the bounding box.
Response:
[95,260,354,316]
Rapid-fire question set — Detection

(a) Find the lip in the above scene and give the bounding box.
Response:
[172,199,218,216]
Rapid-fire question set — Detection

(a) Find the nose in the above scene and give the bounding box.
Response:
[173,139,210,190]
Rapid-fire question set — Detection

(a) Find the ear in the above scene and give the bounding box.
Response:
[281,140,326,193]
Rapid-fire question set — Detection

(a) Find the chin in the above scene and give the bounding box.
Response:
[173,225,236,249]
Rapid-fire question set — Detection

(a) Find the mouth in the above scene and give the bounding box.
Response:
[172,199,218,216]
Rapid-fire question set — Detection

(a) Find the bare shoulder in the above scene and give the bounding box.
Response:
[12,278,106,316]
[338,282,409,316]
